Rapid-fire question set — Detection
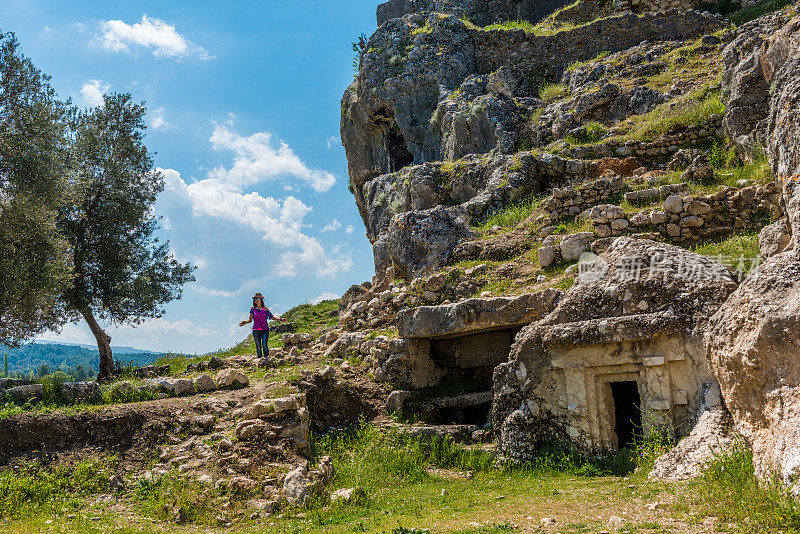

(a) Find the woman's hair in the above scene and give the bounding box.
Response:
[252,297,265,307]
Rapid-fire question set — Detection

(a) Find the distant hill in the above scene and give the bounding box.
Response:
[1,342,159,380]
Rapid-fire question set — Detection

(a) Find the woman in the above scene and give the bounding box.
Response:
[239,292,285,359]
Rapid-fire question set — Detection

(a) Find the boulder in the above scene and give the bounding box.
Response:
[759,218,792,259]
[5,384,44,404]
[216,369,249,388]
[559,232,594,262]
[706,251,800,489]
[649,408,736,481]
[271,393,305,414]
[173,379,194,396]
[283,465,324,506]
[494,237,740,458]
[60,381,101,404]
[386,207,472,279]
[194,375,216,392]
[396,289,561,339]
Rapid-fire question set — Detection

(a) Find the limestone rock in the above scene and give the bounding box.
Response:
[759,218,791,259]
[649,408,736,481]
[494,237,739,459]
[387,207,472,279]
[560,232,594,262]
[60,381,101,404]
[5,384,43,404]
[397,289,561,339]
[194,375,216,393]
[216,369,249,388]
[283,465,323,506]
[706,251,800,489]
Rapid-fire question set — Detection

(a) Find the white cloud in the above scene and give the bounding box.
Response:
[80,79,109,107]
[345,225,355,236]
[150,107,172,130]
[37,323,93,345]
[115,317,217,337]
[209,123,336,193]
[326,136,339,149]
[321,219,341,232]
[191,285,237,298]
[161,167,352,278]
[98,14,212,60]
[309,292,339,305]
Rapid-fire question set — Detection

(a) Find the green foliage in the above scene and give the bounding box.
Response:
[710,141,737,169]
[539,82,570,103]
[134,470,232,525]
[692,232,762,272]
[482,19,537,32]
[473,195,545,232]
[0,457,115,519]
[696,441,800,531]
[282,299,340,332]
[0,342,156,377]
[0,32,73,347]
[565,120,608,145]
[697,0,793,25]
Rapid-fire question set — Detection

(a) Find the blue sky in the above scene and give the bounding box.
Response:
[1,0,381,353]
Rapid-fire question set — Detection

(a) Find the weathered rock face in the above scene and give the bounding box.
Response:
[649,405,736,481]
[708,8,800,490]
[722,9,796,160]
[344,10,723,186]
[397,289,560,338]
[343,8,723,278]
[706,252,800,488]
[386,206,472,278]
[493,237,738,459]
[376,0,573,27]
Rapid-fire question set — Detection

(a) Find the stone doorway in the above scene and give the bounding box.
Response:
[610,381,642,450]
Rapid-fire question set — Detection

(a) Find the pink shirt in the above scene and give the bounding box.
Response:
[251,307,274,330]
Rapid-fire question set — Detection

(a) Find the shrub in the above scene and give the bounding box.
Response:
[473,195,546,232]
[0,457,115,519]
[696,441,800,530]
[539,82,570,103]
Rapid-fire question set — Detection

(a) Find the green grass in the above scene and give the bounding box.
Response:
[611,87,725,143]
[692,232,761,271]
[0,457,116,520]
[696,0,795,25]
[539,82,570,103]
[473,195,546,232]
[565,120,608,145]
[694,441,800,532]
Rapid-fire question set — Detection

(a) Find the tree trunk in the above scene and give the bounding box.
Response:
[79,307,114,380]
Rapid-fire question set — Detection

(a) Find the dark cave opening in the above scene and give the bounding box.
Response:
[611,381,642,450]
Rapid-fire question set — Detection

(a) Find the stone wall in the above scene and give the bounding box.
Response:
[563,116,725,161]
[471,11,724,79]
[588,181,782,244]
[614,0,755,13]
[376,0,572,27]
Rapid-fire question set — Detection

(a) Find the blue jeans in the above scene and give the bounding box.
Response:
[253,329,269,359]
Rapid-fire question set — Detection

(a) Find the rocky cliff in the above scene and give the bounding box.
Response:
[338,0,800,489]
[707,7,800,490]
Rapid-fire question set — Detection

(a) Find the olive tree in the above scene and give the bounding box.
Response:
[60,93,194,379]
[0,31,73,346]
